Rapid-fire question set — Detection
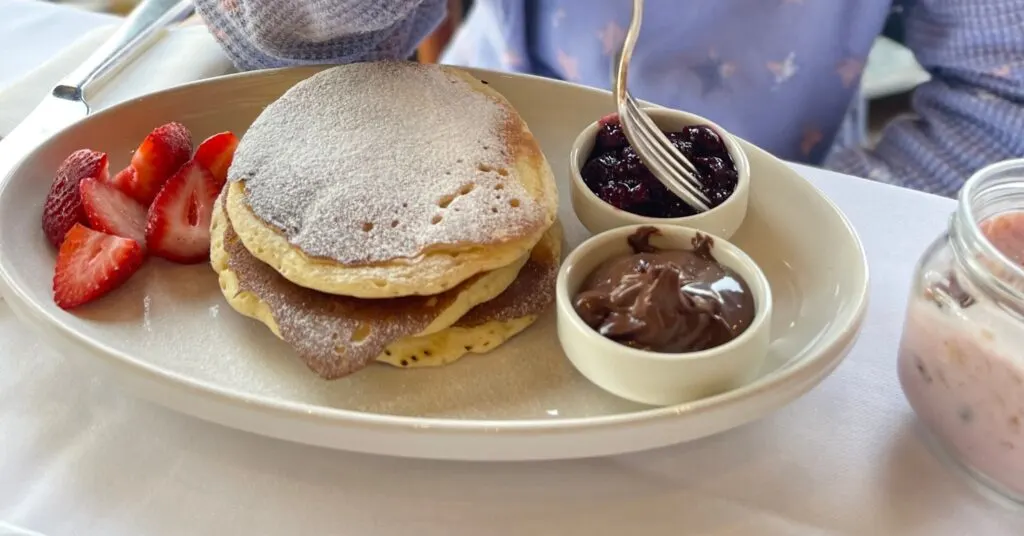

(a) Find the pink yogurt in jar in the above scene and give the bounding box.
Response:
[897,160,1024,504]
[898,284,1024,496]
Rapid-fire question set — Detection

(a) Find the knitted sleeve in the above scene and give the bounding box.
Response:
[827,0,1024,197]
[193,0,447,70]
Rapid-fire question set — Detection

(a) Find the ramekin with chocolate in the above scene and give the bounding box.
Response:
[573,226,755,353]
[555,225,772,406]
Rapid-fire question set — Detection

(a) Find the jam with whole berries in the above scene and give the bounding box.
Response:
[580,114,738,217]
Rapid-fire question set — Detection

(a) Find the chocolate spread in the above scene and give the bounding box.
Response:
[572,226,756,353]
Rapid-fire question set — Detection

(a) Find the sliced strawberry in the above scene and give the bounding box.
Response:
[42,149,109,248]
[112,122,193,205]
[193,131,238,189]
[106,166,137,198]
[80,178,148,248]
[145,161,219,264]
[52,224,144,310]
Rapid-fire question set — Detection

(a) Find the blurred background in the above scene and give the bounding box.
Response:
[43,0,926,145]
[49,0,135,14]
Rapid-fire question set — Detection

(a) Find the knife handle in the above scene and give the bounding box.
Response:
[52,0,196,101]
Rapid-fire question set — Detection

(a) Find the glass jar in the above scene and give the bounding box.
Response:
[897,158,1024,505]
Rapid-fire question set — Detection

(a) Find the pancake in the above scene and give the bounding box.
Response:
[376,230,561,368]
[378,317,538,368]
[226,61,558,299]
[212,194,530,379]
[211,194,560,379]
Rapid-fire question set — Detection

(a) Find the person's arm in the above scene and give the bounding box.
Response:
[417,0,463,63]
[826,0,1024,197]
[193,0,447,70]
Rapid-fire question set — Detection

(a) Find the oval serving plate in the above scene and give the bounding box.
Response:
[0,66,868,461]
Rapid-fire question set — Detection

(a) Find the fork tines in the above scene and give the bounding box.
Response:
[619,94,712,211]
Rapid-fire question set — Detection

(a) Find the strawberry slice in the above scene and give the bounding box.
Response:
[52,224,145,310]
[145,161,219,264]
[106,166,137,199]
[80,178,148,248]
[42,149,109,248]
[111,122,193,205]
[193,131,238,189]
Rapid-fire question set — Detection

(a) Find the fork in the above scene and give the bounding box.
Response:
[613,0,711,212]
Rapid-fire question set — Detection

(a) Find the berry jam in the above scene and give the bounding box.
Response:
[580,114,738,218]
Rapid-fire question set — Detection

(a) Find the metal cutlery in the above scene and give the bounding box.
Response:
[612,0,711,212]
[0,0,196,186]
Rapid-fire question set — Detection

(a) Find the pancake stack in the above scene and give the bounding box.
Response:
[210,61,561,379]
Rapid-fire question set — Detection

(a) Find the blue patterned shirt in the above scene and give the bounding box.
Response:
[195,0,1024,197]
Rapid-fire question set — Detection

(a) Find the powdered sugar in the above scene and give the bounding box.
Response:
[220,199,557,380]
[457,248,557,328]
[223,214,472,378]
[230,62,548,265]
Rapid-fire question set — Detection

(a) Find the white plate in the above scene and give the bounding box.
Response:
[0,66,869,461]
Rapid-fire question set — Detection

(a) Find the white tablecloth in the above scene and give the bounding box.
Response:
[0,0,116,90]
[1,2,1022,535]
